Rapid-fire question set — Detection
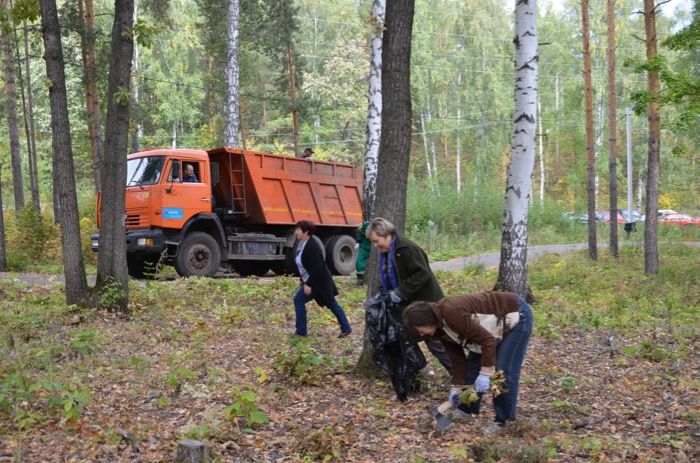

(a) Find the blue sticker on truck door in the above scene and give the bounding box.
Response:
[162,208,184,219]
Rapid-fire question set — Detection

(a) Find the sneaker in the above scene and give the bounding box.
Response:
[483,421,505,435]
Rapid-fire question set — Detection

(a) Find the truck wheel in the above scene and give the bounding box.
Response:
[127,254,162,279]
[325,234,357,276]
[174,232,221,277]
[269,261,288,275]
[232,260,270,277]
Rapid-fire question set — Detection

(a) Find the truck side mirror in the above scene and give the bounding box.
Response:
[166,160,181,193]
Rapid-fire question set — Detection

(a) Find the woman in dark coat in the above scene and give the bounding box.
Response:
[293,220,352,337]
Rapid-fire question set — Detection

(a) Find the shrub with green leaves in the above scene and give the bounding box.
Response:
[223,389,269,431]
[273,338,336,386]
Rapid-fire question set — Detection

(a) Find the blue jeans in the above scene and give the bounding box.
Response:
[294,285,351,336]
[459,296,532,422]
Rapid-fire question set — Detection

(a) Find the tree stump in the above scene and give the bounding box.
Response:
[175,439,210,463]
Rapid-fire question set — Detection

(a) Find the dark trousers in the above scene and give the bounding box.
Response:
[294,285,351,336]
[459,297,532,422]
[424,339,453,372]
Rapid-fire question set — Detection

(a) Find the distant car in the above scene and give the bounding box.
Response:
[658,209,678,219]
[658,213,700,228]
[596,211,626,224]
[621,210,644,222]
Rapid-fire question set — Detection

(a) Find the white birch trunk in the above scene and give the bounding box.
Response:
[362,0,384,218]
[420,109,432,180]
[224,0,240,147]
[171,120,177,148]
[537,95,544,205]
[496,0,538,300]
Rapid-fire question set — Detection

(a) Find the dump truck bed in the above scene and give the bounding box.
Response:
[207,147,363,227]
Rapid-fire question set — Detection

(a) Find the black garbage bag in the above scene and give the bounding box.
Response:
[365,292,427,401]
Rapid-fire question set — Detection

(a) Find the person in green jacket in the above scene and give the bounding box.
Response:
[366,217,452,371]
[355,220,371,284]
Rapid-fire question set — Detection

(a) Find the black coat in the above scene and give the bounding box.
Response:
[300,237,339,307]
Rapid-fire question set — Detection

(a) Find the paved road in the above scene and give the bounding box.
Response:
[430,241,699,272]
[1,242,696,285]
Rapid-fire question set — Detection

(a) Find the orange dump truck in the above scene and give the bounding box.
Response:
[91,147,363,278]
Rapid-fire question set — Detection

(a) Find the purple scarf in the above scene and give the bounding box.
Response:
[379,235,399,291]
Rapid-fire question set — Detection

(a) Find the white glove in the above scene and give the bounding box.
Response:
[389,290,401,304]
[474,373,491,393]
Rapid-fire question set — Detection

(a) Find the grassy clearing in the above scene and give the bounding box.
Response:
[0,243,697,461]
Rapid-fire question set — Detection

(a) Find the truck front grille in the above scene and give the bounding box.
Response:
[125,207,150,229]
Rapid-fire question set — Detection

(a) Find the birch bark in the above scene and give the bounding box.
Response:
[224,0,240,147]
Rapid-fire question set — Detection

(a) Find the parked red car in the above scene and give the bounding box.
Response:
[658,213,700,228]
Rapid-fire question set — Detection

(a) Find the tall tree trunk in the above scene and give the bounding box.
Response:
[494,0,538,302]
[287,43,300,156]
[362,0,384,219]
[39,0,89,306]
[420,109,432,181]
[224,0,240,147]
[96,0,134,312]
[537,94,544,205]
[0,172,6,271]
[643,0,660,275]
[79,0,103,191]
[607,0,618,257]
[16,21,40,211]
[129,0,139,154]
[357,0,415,373]
[1,0,25,211]
[582,0,597,260]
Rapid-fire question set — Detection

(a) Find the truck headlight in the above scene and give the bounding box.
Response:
[137,237,154,247]
[92,240,99,248]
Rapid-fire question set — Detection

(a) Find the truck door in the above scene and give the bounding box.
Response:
[160,160,212,227]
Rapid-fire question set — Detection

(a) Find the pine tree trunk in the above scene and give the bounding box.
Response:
[39,0,89,306]
[78,0,103,191]
[0,175,6,270]
[643,0,660,275]
[357,0,415,374]
[224,0,240,147]
[607,0,618,257]
[494,0,538,302]
[96,0,134,312]
[1,0,25,211]
[362,0,384,219]
[129,1,140,154]
[287,43,300,157]
[582,0,597,260]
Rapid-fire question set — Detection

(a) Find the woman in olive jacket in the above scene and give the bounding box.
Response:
[365,217,451,370]
[293,220,352,337]
[403,291,532,433]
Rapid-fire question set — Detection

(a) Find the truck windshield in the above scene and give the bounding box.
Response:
[126,156,164,187]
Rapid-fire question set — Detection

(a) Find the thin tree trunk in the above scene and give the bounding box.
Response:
[224,0,240,147]
[79,0,103,190]
[15,21,39,211]
[494,0,538,302]
[362,0,384,219]
[96,0,134,312]
[39,0,89,305]
[0,164,6,270]
[537,95,544,205]
[1,0,25,211]
[607,0,618,257]
[582,0,597,260]
[358,0,415,373]
[287,43,300,156]
[130,0,140,154]
[643,0,660,274]
[420,109,432,180]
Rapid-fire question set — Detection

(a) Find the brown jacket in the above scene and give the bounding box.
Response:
[431,292,520,385]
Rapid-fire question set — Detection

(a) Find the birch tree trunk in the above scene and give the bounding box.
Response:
[607,0,619,257]
[582,0,597,260]
[357,0,415,373]
[39,0,89,306]
[537,95,544,205]
[362,0,384,219]
[1,0,25,211]
[494,0,538,302]
[130,0,140,154]
[80,0,103,189]
[643,0,660,275]
[96,0,134,312]
[224,0,240,147]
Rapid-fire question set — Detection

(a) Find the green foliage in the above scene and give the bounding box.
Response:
[98,277,126,310]
[133,17,160,48]
[4,207,60,270]
[274,337,337,386]
[223,389,269,431]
